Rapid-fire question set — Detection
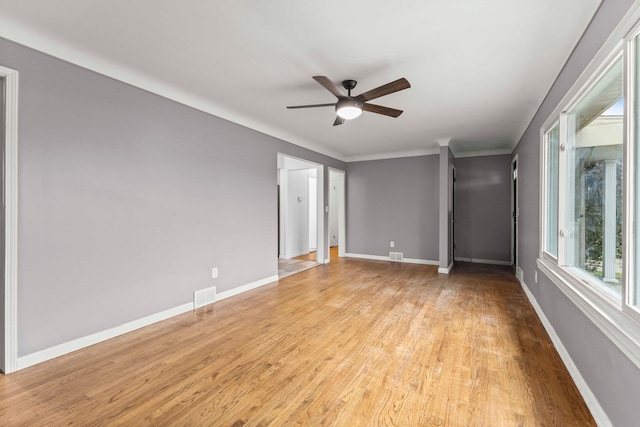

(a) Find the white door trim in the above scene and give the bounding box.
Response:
[0,65,19,374]
[329,168,346,258]
[511,154,519,270]
[277,153,325,264]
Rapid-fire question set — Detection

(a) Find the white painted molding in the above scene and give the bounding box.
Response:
[436,137,452,147]
[345,253,389,261]
[438,261,454,274]
[15,274,278,371]
[345,147,440,163]
[0,29,345,163]
[17,302,194,371]
[215,275,278,302]
[403,257,439,266]
[454,257,511,266]
[518,276,612,427]
[0,65,19,374]
[450,147,514,159]
[344,253,438,266]
[537,258,640,371]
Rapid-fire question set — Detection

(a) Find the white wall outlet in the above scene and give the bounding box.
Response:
[535,270,538,283]
[390,241,395,248]
[212,267,218,279]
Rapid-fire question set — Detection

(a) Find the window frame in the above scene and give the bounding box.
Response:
[541,120,560,262]
[538,5,640,371]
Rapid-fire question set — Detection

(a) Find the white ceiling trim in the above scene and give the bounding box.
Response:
[345,147,441,162]
[451,147,514,159]
[0,26,347,162]
[0,1,602,163]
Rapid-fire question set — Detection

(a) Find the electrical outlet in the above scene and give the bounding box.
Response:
[390,241,395,248]
[212,267,218,279]
[535,270,538,283]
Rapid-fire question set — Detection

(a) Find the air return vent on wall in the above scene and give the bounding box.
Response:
[389,252,403,262]
[194,286,216,309]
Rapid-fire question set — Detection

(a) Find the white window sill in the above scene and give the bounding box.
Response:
[537,257,640,370]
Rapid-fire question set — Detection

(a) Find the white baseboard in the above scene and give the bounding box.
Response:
[438,261,454,274]
[16,274,279,371]
[344,252,438,266]
[516,266,523,282]
[518,278,611,427]
[454,256,511,266]
[215,275,278,302]
[17,301,193,371]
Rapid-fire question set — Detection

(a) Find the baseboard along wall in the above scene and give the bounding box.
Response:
[16,274,279,371]
[518,277,611,427]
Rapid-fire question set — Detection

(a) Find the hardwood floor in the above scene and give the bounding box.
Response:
[277,251,319,279]
[0,255,594,426]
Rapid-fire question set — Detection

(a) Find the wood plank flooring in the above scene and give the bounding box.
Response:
[277,251,319,279]
[0,253,594,426]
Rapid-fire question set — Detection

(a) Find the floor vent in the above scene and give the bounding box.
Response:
[389,252,403,262]
[194,286,216,309]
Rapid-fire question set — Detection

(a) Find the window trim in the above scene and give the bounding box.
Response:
[623,25,640,322]
[541,120,559,262]
[538,2,640,371]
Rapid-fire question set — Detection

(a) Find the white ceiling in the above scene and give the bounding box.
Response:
[0,0,601,161]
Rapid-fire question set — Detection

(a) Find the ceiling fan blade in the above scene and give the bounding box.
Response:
[313,76,346,99]
[286,103,336,109]
[362,103,403,118]
[333,116,345,126]
[355,78,411,102]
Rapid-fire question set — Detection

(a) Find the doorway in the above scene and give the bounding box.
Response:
[512,155,519,272]
[328,168,346,261]
[277,154,324,278]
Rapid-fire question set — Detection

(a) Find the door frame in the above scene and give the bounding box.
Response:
[511,154,519,271]
[328,168,346,259]
[1,65,19,374]
[277,153,325,264]
[450,165,456,263]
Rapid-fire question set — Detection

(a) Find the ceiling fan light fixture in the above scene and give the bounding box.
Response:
[336,99,363,120]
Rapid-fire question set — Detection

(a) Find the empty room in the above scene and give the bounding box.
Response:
[0,1,639,425]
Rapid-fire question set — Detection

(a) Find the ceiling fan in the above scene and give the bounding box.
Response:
[287,76,411,126]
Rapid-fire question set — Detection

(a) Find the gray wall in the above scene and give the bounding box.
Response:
[0,38,345,356]
[513,0,640,425]
[346,155,439,261]
[454,154,511,262]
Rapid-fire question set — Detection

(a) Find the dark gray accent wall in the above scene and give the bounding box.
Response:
[454,154,511,262]
[513,0,640,426]
[0,38,345,356]
[346,155,439,261]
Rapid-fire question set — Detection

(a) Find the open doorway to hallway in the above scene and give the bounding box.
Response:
[328,168,345,262]
[277,154,323,278]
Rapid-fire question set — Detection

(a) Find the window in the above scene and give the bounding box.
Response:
[634,33,640,310]
[541,54,625,300]
[567,56,623,299]
[544,124,559,258]
[538,10,640,370]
